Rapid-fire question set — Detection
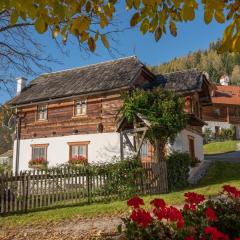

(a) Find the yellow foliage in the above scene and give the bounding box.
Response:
[1,0,240,53]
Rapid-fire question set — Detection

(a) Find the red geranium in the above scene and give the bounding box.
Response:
[184,192,205,205]
[185,236,195,240]
[130,208,152,228]
[127,196,144,209]
[205,207,217,222]
[223,185,240,199]
[204,226,229,240]
[150,198,166,209]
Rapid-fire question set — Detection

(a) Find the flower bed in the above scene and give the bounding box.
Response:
[28,158,48,169]
[119,185,240,240]
[69,155,87,166]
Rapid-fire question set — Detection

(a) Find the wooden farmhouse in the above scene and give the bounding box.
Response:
[9,57,212,173]
[202,84,240,139]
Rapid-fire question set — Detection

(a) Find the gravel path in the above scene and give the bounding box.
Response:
[0,215,123,240]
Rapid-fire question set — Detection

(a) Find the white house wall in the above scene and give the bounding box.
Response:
[169,129,204,161]
[13,132,121,172]
[13,129,204,172]
[204,121,232,132]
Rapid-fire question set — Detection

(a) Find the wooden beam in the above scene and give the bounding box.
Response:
[120,132,124,160]
[123,132,135,151]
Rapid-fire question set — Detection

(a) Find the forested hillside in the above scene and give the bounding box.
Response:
[151,41,240,84]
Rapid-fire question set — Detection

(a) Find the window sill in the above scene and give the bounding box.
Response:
[35,119,48,124]
[72,115,88,119]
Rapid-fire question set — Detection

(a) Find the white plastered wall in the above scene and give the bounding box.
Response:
[13,132,121,172]
[169,129,204,161]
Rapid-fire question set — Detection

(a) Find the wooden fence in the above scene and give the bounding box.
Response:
[0,162,161,215]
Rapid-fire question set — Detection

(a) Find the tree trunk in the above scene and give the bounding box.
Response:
[154,138,168,193]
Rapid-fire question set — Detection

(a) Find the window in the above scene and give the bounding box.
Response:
[68,142,89,161]
[31,145,48,160]
[213,108,221,118]
[140,142,148,158]
[37,104,48,120]
[74,100,87,116]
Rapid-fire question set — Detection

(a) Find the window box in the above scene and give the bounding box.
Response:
[30,144,49,169]
[28,158,48,170]
[68,141,89,166]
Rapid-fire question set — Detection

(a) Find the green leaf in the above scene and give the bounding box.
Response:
[35,17,48,34]
[154,26,162,41]
[101,35,109,49]
[204,8,214,24]
[130,12,140,27]
[88,37,96,52]
[140,18,149,35]
[169,21,177,37]
[10,11,18,25]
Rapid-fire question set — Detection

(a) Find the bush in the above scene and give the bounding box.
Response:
[203,127,213,144]
[167,152,191,191]
[119,185,240,240]
[220,126,236,141]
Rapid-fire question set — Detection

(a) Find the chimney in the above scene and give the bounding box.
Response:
[219,75,230,86]
[16,77,27,95]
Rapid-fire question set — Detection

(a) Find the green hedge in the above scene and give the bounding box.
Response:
[167,152,191,191]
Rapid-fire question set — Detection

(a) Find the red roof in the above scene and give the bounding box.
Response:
[212,85,240,105]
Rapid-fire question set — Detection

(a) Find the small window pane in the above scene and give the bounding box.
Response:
[74,100,87,116]
[79,145,87,157]
[71,146,78,158]
[37,105,47,120]
[32,146,47,160]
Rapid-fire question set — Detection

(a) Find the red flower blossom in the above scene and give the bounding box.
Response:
[130,208,152,228]
[153,205,184,229]
[184,203,197,212]
[150,198,166,209]
[234,238,240,240]
[205,207,217,222]
[127,196,144,209]
[223,185,240,198]
[185,236,195,240]
[184,192,205,205]
[204,226,229,240]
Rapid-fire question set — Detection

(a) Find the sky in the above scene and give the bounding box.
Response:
[0,4,227,104]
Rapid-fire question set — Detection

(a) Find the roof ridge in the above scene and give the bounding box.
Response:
[161,68,199,75]
[41,56,138,76]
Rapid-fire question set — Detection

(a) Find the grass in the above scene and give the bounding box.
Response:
[0,162,240,227]
[204,140,240,155]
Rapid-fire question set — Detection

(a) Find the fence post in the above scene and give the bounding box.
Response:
[87,169,91,204]
[22,173,29,213]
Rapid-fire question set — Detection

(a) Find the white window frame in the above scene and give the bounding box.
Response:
[37,104,48,121]
[31,145,48,160]
[74,100,87,116]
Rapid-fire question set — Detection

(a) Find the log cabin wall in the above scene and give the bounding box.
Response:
[18,92,124,139]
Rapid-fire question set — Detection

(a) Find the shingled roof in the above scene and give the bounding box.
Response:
[10,56,146,105]
[157,69,207,93]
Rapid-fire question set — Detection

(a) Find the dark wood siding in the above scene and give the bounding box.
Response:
[19,93,123,139]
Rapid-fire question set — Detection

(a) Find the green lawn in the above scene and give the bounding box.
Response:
[0,162,240,227]
[204,140,240,155]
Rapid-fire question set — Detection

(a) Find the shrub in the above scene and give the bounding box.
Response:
[203,127,213,144]
[119,185,240,240]
[220,127,236,141]
[167,152,191,191]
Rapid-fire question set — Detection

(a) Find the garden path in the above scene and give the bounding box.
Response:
[0,215,123,240]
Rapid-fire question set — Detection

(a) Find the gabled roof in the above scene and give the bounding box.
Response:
[10,56,149,106]
[156,69,208,94]
[212,85,240,105]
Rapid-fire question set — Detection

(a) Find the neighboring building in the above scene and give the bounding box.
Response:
[9,57,212,173]
[202,84,240,139]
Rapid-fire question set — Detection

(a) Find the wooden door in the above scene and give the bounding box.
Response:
[188,137,195,161]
